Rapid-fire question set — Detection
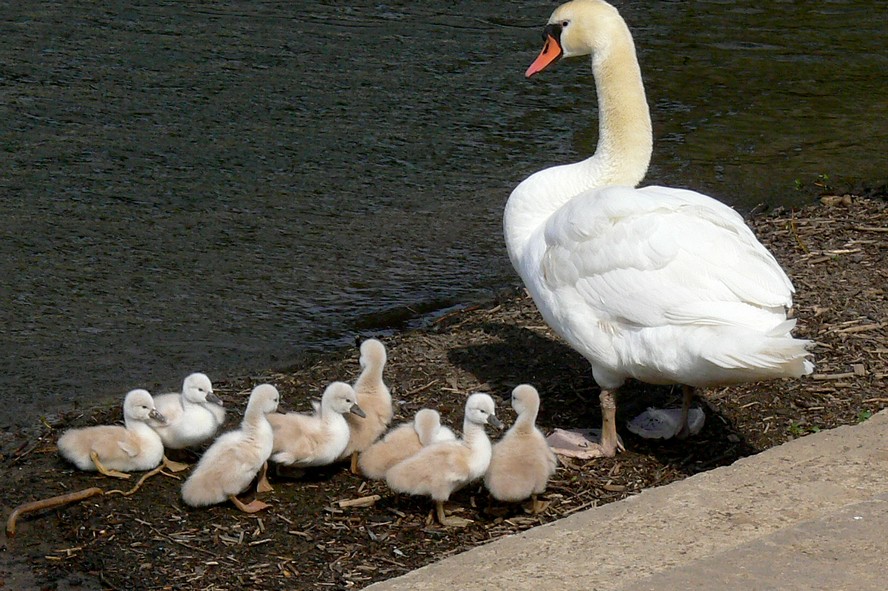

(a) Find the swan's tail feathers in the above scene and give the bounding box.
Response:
[703,331,814,379]
[767,318,798,337]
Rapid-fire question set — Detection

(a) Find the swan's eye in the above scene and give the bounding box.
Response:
[561,20,569,28]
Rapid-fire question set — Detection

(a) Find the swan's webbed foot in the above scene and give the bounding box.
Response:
[545,428,624,459]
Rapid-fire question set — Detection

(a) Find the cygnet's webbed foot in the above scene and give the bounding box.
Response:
[90,451,131,479]
[523,493,551,515]
[545,428,624,459]
[229,495,271,513]
[162,455,190,473]
[435,501,473,528]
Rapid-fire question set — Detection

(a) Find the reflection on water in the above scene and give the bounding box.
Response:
[0,0,884,425]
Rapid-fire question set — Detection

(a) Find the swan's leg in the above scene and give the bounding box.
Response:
[675,385,695,439]
[435,500,472,527]
[229,495,271,513]
[90,451,131,479]
[350,451,361,475]
[256,461,273,493]
[598,389,624,456]
[544,389,624,458]
[162,455,190,473]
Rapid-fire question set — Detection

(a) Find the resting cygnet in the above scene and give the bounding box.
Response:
[269,382,365,468]
[58,389,166,479]
[358,408,456,480]
[484,384,558,513]
[386,393,502,527]
[181,384,280,513]
[150,372,224,471]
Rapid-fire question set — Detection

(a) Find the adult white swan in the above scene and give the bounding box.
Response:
[505,0,814,457]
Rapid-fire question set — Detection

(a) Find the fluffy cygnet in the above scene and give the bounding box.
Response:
[340,339,393,473]
[57,389,166,479]
[358,408,456,480]
[386,393,502,527]
[484,384,557,513]
[150,372,224,450]
[181,384,280,513]
[269,382,365,467]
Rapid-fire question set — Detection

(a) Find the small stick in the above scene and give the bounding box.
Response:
[6,487,104,537]
[789,212,810,254]
[106,465,170,497]
[337,495,381,508]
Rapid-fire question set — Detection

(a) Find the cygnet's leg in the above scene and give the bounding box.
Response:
[350,451,361,475]
[229,495,271,513]
[545,389,625,459]
[162,455,190,473]
[89,451,131,479]
[435,500,472,528]
[674,385,695,439]
[255,462,273,493]
[525,493,550,515]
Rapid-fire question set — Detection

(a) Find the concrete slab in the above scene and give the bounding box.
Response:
[364,410,888,591]
[625,494,888,591]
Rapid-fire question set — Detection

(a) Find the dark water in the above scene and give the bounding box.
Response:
[1,1,885,426]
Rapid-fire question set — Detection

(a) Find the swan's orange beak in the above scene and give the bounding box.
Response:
[526,34,563,78]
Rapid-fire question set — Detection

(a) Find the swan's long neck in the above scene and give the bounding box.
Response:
[504,17,652,261]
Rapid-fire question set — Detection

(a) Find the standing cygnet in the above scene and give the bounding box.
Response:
[358,408,456,480]
[269,382,365,468]
[484,384,558,513]
[181,384,280,513]
[386,393,503,527]
[340,338,393,474]
[58,389,167,479]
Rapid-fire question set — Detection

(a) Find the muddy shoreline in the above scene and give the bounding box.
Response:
[2,194,886,590]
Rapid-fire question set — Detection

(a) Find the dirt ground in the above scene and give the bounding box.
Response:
[1,194,885,591]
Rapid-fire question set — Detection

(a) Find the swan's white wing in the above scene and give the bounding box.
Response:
[541,185,794,331]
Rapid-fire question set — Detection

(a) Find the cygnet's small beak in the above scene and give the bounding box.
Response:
[150,408,167,424]
[207,392,223,406]
[487,415,504,430]
[350,404,366,418]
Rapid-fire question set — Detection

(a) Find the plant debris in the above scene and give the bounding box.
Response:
[1,195,885,590]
